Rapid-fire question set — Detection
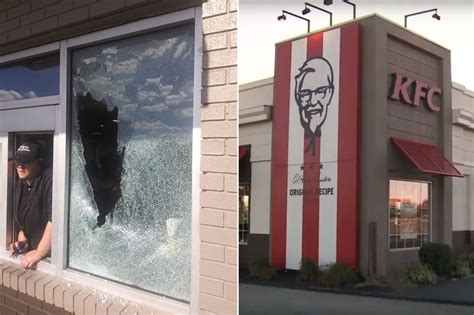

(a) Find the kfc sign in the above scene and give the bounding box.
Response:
[271,23,360,271]
[389,73,442,112]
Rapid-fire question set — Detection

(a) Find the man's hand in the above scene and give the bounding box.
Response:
[21,250,43,269]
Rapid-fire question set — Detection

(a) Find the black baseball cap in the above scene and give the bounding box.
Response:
[15,142,41,163]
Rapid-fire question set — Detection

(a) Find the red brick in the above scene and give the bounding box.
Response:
[89,0,125,17]
[31,16,58,34]
[2,0,20,11]
[58,6,88,26]
[0,18,20,33]
[32,0,59,10]
[43,302,73,315]
[20,9,45,25]
[0,303,17,315]
[0,11,8,23]
[0,284,18,299]
[7,2,30,19]
[5,295,28,313]
[73,0,96,8]
[28,306,49,315]
[18,292,42,309]
[45,0,74,17]
[8,25,31,41]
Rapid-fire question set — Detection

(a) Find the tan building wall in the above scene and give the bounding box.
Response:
[199,0,237,314]
[451,82,474,251]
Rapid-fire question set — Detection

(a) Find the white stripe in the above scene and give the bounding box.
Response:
[319,29,340,266]
[286,38,307,270]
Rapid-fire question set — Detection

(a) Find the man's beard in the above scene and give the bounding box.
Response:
[301,106,324,134]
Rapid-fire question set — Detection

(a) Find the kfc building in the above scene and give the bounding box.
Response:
[239,14,473,277]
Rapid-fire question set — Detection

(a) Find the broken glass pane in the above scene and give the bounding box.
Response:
[68,24,194,301]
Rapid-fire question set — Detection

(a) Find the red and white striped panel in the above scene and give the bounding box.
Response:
[271,23,361,270]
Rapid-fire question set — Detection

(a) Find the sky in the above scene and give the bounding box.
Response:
[239,0,474,90]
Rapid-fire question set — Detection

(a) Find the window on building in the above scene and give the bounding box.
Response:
[389,180,431,250]
[6,133,54,257]
[0,54,59,102]
[68,23,195,301]
[239,146,250,244]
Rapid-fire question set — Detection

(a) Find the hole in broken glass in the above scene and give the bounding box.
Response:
[76,92,125,228]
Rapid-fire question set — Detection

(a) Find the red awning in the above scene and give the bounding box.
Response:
[391,137,463,177]
[239,147,249,160]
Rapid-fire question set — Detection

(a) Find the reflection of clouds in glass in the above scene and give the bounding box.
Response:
[82,57,97,65]
[0,89,37,101]
[166,91,189,106]
[103,46,118,55]
[106,58,138,75]
[138,38,178,61]
[145,77,161,86]
[89,76,112,87]
[173,41,187,60]
[25,91,37,98]
[0,89,23,101]
[159,84,173,96]
[141,103,169,112]
[138,89,159,102]
[181,48,192,61]
[178,107,194,118]
[121,103,138,115]
[132,120,181,132]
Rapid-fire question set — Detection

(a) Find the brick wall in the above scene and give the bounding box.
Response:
[199,0,237,314]
[387,36,442,144]
[0,260,168,314]
[0,0,203,55]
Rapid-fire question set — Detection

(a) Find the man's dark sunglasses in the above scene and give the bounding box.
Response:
[15,160,34,167]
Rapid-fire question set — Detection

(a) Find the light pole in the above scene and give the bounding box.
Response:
[404,8,440,28]
[302,2,333,26]
[278,10,311,33]
[324,0,356,20]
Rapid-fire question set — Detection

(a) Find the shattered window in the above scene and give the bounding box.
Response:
[0,54,59,101]
[68,24,194,301]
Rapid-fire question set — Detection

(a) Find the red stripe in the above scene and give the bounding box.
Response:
[337,23,361,268]
[271,42,292,269]
[301,33,323,264]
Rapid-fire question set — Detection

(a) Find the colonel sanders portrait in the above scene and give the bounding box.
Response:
[294,57,335,143]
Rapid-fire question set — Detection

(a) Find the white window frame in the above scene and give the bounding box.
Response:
[388,179,433,252]
[0,7,202,313]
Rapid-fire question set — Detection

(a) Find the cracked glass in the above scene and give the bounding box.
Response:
[68,23,194,301]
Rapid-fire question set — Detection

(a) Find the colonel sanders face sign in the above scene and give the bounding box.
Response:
[294,58,334,137]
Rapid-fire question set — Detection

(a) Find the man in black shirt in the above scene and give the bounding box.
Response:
[9,142,52,269]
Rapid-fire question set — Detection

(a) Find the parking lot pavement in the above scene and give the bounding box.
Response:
[240,283,474,315]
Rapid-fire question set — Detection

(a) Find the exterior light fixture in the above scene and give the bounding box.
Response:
[324,0,356,19]
[302,2,333,26]
[404,8,440,28]
[277,10,311,33]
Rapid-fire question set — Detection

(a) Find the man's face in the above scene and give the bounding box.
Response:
[296,60,334,134]
[16,160,40,181]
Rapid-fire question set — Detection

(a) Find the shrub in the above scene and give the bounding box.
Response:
[458,252,474,272]
[248,259,276,280]
[451,257,472,278]
[321,262,359,288]
[403,264,438,285]
[299,258,321,283]
[419,243,451,276]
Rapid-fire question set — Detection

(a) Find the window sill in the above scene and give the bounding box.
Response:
[0,258,187,314]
